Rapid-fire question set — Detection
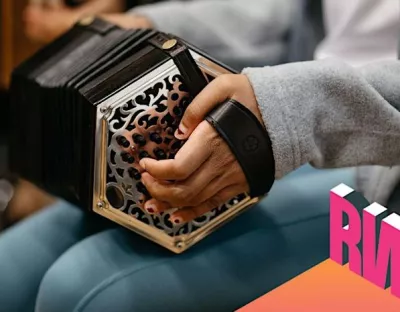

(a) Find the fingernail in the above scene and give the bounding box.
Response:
[174,129,182,140]
[171,216,183,225]
[145,204,157,214]
[174,124,187,139]
[139,159,146,170]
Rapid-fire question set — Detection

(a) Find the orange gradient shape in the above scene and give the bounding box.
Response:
[238,260,400,312]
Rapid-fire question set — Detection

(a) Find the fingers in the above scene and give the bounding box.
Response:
[170,185,243,224]
[175,74,235,140]
[143,198,170,214]
[192,166,248,204]
[141,167,217,208]
[142,169,230,211]
[142,164,246,214]
[139,122,212,181]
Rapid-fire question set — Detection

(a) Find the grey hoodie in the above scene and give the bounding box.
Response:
[131,1,400,208]
[243,60,400,207]
[132,0,301,68]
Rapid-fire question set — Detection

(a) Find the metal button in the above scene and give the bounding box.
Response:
[116,136,130,148]
[153,148,167,160]
[171,140,183,150]
[173,106,182,117]
[139,151,150,160]
[149,133,162,144]
[136,182,149,196]
[128,168,141,180]
[133,134,146,147]
[162,39,177,50]
[121,152,134,164]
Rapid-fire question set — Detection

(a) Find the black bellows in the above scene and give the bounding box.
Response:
[8,18,210,210]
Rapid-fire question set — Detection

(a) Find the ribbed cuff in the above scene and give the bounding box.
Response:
[242,66,299,179]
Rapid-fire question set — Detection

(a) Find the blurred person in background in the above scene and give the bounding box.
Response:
[0,0,163,229]
[314,0,400,212]
[23,0,302,67]
[0,0,126,230]
[24,0,129,44]
[1,1,399,311]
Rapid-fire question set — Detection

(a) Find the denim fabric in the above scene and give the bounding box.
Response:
[0,166,355,312]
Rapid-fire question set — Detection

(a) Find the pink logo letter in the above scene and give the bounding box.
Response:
[363,208,400,298]
[330,184,362,275]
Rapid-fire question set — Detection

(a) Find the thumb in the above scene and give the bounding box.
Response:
[44,0,64,10]
[175,74,234,140]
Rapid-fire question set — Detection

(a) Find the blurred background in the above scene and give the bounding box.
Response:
[0,0,167,227]
[0,0,37,173]
[0,0,322,227]
[0,0,160,176]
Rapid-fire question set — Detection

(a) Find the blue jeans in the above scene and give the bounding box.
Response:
[0,166,355,312]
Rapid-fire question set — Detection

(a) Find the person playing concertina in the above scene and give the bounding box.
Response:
[1,1,400,312]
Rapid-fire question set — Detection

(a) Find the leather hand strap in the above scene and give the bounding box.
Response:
[206,99,275,197]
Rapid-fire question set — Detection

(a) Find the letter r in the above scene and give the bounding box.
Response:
[330,184,362,275]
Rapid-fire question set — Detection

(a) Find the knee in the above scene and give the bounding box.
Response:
[35,228,167,312]
[35,256,86,312]
[35,235,110,312]
[36,256,166,312]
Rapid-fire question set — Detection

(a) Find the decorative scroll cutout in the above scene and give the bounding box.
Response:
[106,72,245,236]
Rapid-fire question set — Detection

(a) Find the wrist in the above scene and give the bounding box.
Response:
[236,74,265,129]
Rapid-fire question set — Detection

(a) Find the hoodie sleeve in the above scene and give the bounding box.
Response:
[130,0,298,68]
[243,59,400,178]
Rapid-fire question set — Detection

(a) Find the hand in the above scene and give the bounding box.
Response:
[139,74,264,224]
[23,4,82,43]
[23,4,151,44]
[99,13,153,29]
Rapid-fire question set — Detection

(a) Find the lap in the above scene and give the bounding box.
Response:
[36,167,355,312]
[0,200,113,312]
[0,201,88,311]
